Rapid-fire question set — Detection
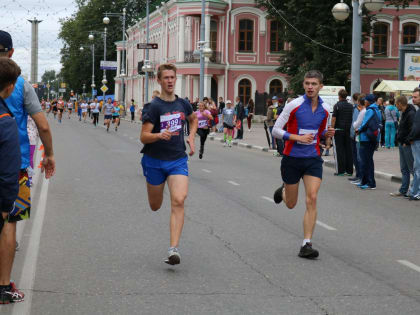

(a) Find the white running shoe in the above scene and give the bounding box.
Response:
[164,247,180,265]
[223,142,227,147]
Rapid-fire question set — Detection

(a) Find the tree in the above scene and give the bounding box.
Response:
[257,0,412,95]
[59,0,162,98]
[41,70,57,83]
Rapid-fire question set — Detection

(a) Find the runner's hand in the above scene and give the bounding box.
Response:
[299,134,314,144]
[41,155,56,179]
[325,127,335,138]
[159,128,172,141]
[187,137,195,156]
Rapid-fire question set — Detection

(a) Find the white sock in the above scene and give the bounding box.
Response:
[302,239,311,246]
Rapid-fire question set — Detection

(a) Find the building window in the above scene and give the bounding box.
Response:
[269,79,283,95]
[238,79,251,105]
[210,20,217,51]
[270,21,283,52]
[239,19,253,52]
[403,23,418,45]
[373,22,388,56]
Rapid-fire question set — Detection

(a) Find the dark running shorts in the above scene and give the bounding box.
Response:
[223,123,234,130]
[58,108,64,113]
[104,115,112,120]
[281,155,323,184]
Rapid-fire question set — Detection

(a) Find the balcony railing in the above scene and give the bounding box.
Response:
[183,51,222,64]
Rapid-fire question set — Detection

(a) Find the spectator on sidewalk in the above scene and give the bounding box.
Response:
[129,99,136,123]
[266,97,279,149]
[357,94,381,190]
[390,95,416,198]
[349,93,361,182]
[408,88,420,200]
[377,97,386,148]
[218,97,225,114]
[384,98,399,149]
[331,89,354,176]
[234,96,245,139]
[246,98,255,132]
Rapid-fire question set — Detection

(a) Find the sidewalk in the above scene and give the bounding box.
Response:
[208,123,402,183]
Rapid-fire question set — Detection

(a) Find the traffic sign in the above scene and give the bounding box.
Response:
[100,61,118,70]
[46,83,50,89]
[100,85,108,93]
[59,88,66,93]
[137,43,158,49]
[60,83,66,88]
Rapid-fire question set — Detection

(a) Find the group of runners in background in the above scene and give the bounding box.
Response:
[40,97,124,131]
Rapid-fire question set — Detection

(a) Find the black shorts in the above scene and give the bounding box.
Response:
[104,115,112,120]
[52,107,58,112]
[281,155,323,184]
[58,108,64,113]
[223,123,234,130]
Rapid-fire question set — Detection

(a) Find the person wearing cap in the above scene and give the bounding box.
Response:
[0,30,55,302]
[356,93,382,190]
[390,95,416,198]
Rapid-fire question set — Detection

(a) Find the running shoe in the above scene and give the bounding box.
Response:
[273,184,284,204]
[164,247,180,265]
[298,242,319,259]
[228,142,232,147]
[390,191,404,197]
[350,180,361,185]
[15,241,20,251]
[409,195,420,201]
[223,142,227,147]
[0,282,24,304]
[359,185,376,190]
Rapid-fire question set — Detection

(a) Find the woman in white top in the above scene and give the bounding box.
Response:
[81,101,89,122]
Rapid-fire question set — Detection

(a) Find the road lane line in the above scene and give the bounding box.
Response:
[228,180,240,186]
[397,260,420,273]
[316,220,337,231]
[261,196,274,203]
[202,169,212,173]
[12,176,50,315]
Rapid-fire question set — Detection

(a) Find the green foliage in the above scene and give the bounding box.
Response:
[257,0,411,95]
[41,70,57,83]
[59,0,163,97]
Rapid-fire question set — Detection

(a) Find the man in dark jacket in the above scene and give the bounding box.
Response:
[0,58,22,304]
[408,88,420,200]
[235,96,245,139]
[331,89,354,176]
[390,95,416,198]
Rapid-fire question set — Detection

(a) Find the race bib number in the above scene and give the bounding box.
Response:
[160,113,182,133]
[198,120,208,128]
[297,129,317,145]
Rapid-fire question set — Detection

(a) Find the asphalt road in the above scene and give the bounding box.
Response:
[4,113,420,315]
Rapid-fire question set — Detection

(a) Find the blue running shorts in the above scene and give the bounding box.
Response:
[141,155,188,185]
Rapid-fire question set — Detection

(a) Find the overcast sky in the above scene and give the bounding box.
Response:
[1,0,77,81]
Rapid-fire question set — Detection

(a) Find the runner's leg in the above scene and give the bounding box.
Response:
[302,175,321,240]
[167,175,188,248]
[146,182,165,211]
[283,183,299,209]
[0,220,16,286]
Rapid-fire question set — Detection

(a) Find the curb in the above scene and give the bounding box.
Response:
[208,135,402,184]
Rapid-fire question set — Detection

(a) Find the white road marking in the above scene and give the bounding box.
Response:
[202,169,212,173]
[12,176,50,315]
[261,196,274,203]
[397,260,420,273]
[228,180,240,186]
[316,220,337,231]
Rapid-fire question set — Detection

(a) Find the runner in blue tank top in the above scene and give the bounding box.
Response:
[272,70,335,259]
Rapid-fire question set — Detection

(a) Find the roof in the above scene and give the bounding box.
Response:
[374,80,420,93]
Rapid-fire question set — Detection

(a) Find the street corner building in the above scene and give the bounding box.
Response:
[115,0,420,110]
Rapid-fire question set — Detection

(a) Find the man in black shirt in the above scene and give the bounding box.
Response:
[235,96,245,139]
[331,89,354,176]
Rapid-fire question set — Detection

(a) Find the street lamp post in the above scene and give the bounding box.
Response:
[83,83,86,99]
[145,0,150,103]
[104,8,126,106]
[332,0,385,96]
[102,27,108,103]
[79,35,95,99]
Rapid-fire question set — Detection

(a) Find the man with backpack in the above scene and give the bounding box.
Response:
[357,94,382,190]
[390,95,416,198]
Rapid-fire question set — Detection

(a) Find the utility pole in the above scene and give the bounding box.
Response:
[28,18,42,84]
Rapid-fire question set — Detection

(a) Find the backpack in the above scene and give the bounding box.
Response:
[363,107,382,142]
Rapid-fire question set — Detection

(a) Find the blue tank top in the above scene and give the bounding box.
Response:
[5,76,30,169]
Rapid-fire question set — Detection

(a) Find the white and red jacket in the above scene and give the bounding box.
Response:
[272,95,329,158]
